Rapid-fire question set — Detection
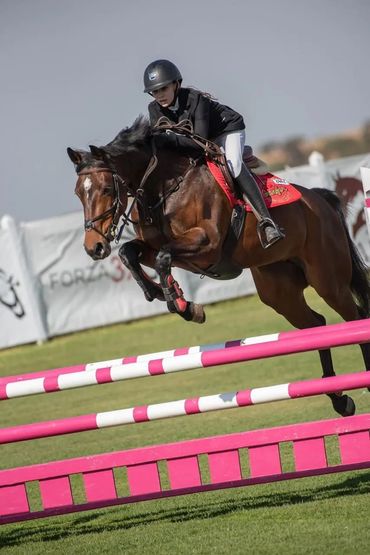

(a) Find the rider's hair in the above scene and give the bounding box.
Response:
[186,86,218,101]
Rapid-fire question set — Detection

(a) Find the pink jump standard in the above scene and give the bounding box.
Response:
[1,414,369,524]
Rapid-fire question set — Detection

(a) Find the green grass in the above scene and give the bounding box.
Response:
[0,288,369,554]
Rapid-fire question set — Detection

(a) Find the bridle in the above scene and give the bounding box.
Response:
[76,135,197,242]
[77,167,133,243]
[77,147,159,243]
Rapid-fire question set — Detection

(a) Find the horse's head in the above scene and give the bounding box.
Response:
[67,146,127,260]
[68,117,157,259]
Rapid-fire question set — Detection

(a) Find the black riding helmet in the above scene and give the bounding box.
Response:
[143,59,182,93]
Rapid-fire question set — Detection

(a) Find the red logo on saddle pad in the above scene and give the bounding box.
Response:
[206,160,301,211]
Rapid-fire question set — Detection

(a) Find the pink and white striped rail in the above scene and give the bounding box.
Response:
[2,318,368,386]
[1,371,369,445]
[1,319,370,400]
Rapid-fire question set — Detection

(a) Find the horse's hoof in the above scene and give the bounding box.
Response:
[144,289,164,302]
[331,394,356,417]
[191,303,206,324]
[169,301,206,323]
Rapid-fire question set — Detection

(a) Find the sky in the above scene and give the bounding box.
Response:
[1,0,370,222]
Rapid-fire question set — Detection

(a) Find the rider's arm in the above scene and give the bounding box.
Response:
[154,131,203,154]
[148,96,204,154]
[192,94,211,139]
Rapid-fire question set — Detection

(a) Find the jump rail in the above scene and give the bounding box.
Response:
[1,319,370,400]
[1,372,369,445]
[1,413,369,524]
[2,318,369,387]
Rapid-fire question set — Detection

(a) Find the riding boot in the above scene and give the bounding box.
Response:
[235,164,285,248]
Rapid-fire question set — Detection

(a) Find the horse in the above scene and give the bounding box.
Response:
[67,116,370,417]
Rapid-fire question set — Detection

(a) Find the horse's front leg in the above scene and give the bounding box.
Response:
[155,249,205,323]
[119,240,165,302]
[154,228,216,324]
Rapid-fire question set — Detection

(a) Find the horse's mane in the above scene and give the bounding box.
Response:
[104,116,152,155]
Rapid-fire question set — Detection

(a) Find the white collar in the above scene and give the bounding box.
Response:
[168,97,179,112]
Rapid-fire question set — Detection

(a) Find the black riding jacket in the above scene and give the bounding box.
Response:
[148,87,245,153]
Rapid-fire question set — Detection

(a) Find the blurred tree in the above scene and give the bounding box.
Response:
[362,119,370,150]
[322,137,361,158]
[259,140,280,153]
[283,136,306,166]
[258,119,370,170]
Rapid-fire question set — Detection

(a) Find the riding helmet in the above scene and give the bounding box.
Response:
[143,59,182,93]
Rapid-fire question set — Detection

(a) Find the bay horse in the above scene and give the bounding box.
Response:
[67,116,370,417]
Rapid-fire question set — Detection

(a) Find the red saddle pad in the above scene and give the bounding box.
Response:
[206,160,302,211]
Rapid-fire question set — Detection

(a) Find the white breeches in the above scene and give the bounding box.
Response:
[214,130,246,178]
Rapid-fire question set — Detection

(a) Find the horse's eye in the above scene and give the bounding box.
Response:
[103,187,113,195]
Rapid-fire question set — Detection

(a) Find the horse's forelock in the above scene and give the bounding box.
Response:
[75,151,106,174]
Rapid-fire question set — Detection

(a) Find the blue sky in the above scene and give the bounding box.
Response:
[1,0,370,221]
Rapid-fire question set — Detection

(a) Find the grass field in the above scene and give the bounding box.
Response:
[0,288,369,554]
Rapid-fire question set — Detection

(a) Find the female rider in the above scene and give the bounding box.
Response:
[143,59,284,249]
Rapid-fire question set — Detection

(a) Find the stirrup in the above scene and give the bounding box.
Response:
[257,218,285,249]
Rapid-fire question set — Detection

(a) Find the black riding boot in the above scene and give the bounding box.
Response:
[235,164,285,248]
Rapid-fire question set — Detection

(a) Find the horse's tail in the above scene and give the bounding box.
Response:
[312,187,370,317]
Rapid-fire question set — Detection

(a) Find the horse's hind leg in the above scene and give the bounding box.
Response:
[252,262,355,416]
[360,344,370,391]
[119,240,165,302]
[313,282,370,392]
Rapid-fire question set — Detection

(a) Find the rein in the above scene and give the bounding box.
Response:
[154,117,222,158]
[78,129,203,241]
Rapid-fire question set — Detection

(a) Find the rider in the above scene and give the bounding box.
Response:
[143,59,284,248]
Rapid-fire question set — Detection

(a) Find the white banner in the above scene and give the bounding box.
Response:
[20,212,165,336]
[20,212,255,337]
[0,217,47,348]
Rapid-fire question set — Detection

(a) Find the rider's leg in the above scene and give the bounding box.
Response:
[217,131,284,249]
[236,164,285,248]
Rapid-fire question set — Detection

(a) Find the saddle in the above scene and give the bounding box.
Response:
[153,118,299,279]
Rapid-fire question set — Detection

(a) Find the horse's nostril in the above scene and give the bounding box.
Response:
[95,242,105,257]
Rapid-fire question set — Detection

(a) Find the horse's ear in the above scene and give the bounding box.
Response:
[89,145,107,160]
[67,147,82,164]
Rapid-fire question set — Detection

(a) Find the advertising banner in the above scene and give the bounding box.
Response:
[21,212,255,337]
[0,217,47,349]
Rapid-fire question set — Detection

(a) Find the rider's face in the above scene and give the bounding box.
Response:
[152,82,177,107]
